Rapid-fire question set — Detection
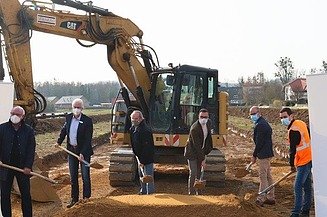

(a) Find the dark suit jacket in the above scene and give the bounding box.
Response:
[253,116,274,159]
[57,113,94,157]
[0,121,36,181]
[130,120,155,165]
[184,120,213,161]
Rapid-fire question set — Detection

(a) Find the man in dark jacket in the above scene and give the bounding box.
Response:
[56,98,93,208]
[249,106,275,206]
[184,108,213,195]
[130,110,155,195]
[0,106,36,217]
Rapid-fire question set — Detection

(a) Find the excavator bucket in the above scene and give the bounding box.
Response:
[12,154,60,202]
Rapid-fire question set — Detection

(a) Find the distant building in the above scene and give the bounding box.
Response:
[219,83,245,106]
[283,78,307,103]
[46,96,59,105]
[55,95,90,109]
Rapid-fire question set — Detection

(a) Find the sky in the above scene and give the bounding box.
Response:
[4,0,327,84]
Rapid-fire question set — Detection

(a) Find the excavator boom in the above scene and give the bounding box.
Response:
[0,0,153,125]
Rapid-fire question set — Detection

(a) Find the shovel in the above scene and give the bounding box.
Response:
[258,170,294,195]
[57,145,103,169]
[235,161,254,178]
[194,158,207,190]
[194,165,206,190]
[0,161,58,184]
[135,156,153,183]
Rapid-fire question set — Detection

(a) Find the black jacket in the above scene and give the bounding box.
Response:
[0,121,36,181]
[184,120,213,161]
[252,116,274,159]
[130,120,154,165]
[57,113,94,157]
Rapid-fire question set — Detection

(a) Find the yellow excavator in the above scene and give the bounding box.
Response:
[0,0,228,194]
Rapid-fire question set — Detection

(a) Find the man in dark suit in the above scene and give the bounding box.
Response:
[56,98,93,208]
[0,106,36,217]
[184,108,213,195]
[249,106,275,207]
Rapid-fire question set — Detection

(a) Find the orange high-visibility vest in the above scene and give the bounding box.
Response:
[288,120,312,166]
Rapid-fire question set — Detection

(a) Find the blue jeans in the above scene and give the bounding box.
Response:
[138,163,154,194]
[292,161,312,215]
[68,154,91,200]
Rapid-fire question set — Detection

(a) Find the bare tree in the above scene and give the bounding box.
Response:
[322,61,327,73]
[274,57,294,84]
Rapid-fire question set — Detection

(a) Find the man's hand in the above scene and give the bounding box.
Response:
[139,163,144,168]
[201,160,206,168]
[291,166,297,172]
[23,167,31,175]
[79,153,84,162]
[251,156,257,164]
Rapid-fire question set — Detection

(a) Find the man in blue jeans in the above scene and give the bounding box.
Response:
[130,110,155,194]
[280,107,312,217]
[57,98,93,208]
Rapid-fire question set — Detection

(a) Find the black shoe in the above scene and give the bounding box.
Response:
[66,199,78,208]
[300,211,309,217]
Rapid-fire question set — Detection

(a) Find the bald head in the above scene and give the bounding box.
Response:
[10,106,25,117]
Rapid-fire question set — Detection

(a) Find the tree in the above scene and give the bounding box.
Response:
[322,61,327,73]
[274,57,294,84]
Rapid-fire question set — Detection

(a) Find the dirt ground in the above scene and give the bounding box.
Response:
[10,110,314,217]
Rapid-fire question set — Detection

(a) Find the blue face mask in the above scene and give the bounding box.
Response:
[281,117,290,126]
[250,113,259,123]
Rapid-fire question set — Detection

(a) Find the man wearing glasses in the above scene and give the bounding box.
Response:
[279,107,312,217]
[249,106,275,207]
[56,98,93,208]
[184,108,213,195]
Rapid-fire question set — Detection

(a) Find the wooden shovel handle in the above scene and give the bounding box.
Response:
[57,145,91,167]
[0,162,57,184]
[258,171,294,195]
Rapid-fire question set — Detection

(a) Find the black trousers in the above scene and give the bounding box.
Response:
[1,170,32,217]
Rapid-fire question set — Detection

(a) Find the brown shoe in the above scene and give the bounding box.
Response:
[264,199,276,205]
[255,199,264,207]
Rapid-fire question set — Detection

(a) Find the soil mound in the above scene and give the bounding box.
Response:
[53,194,278,217]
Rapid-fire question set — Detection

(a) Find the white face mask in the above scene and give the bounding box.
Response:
[10,115,21,124]
[73,108,82,116]
[199,118,208,125]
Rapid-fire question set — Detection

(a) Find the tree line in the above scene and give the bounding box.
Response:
[35,80,120,105]
[237,57,327,106]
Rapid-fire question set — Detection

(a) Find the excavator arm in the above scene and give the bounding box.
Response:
[0,0,154,125]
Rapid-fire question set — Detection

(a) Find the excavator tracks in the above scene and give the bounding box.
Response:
[204,149,226,187]
[109,147,137,187]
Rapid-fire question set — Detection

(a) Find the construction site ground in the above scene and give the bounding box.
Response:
[10,108,314,217]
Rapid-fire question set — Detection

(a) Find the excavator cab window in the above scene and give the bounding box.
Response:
[150,73,174,132]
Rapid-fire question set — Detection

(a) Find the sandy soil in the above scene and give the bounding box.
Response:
[10,110,315,217]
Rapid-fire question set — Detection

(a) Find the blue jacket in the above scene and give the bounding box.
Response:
[253,116,274,159]
[57,113,94,157]
[0,121,36,181]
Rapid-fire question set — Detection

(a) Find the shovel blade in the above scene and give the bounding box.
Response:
[194,179,206,189]
[141,175,154,183]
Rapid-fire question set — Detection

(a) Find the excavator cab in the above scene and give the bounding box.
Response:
[149,65,220,136]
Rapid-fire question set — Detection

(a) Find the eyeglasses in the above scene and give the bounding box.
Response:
[73,106,81,109]
[280,116,288,119]
[200,116,209,118]
[250,113,257,116]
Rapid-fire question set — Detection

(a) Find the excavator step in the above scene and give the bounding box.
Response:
[109,147,137,187]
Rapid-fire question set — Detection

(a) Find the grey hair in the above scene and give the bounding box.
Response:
[72,98,84,108]
[130,110,144,119]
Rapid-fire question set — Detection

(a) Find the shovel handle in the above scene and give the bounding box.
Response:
[57,145,91,167]
[0,162,57,184]
[258,171,294,195]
